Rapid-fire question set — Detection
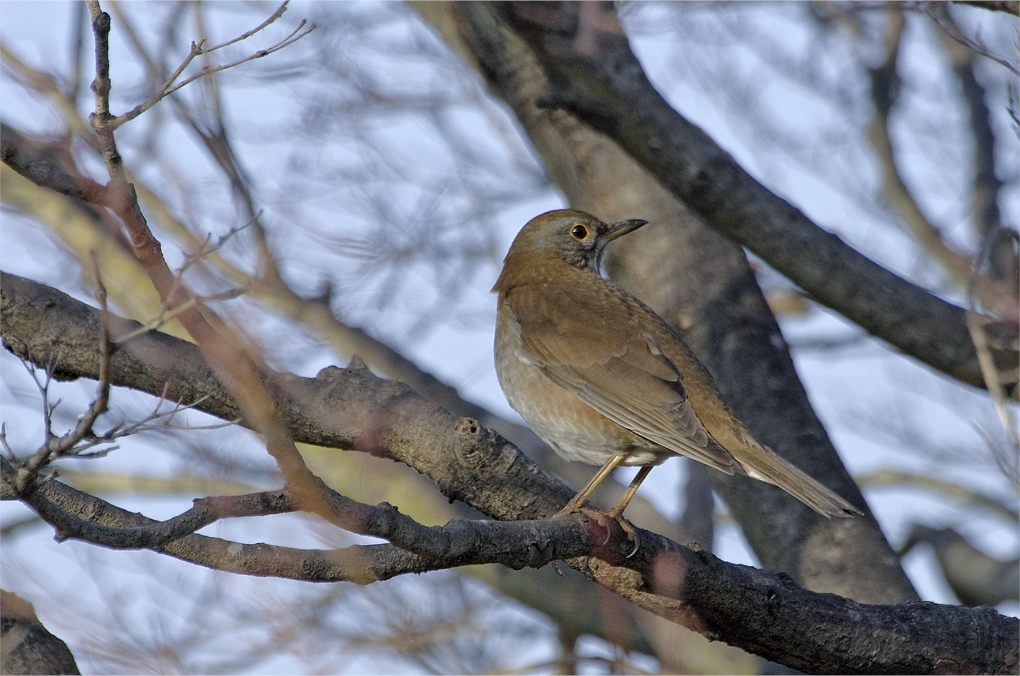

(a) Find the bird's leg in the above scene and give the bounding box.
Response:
[606,465,653,519]
[606,465,653,556]
[554,455,650,554]
[554,454,625,518]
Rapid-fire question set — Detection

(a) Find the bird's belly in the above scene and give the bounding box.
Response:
[494,320,668,467]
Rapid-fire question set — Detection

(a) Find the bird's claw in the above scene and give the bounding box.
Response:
[555,503,640,556]
[606,509,641,558]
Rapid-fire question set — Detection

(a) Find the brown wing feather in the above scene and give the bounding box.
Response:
[509,282,735,472]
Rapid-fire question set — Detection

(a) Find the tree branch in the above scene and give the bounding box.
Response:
[84,0,390,552]
[2,272,1018,674]
[0,124,108,205]
[108,2,315,130]
[0,456,596,568]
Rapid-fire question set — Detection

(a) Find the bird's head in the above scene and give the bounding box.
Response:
[494,210,648,290]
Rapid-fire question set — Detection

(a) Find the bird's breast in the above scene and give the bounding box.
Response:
[494,297,669,467]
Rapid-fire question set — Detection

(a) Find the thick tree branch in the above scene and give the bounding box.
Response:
[493,1,1018,397]
[3,272,1018,674]
[4,430,1018,675]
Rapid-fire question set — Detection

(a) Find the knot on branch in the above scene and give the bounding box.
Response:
[452,418,512,471]
[92,11,111,33]
[454,417,481,436]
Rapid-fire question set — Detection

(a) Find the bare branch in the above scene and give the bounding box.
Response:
[0,124,108,204]
[107,3,316,130]
[1,453,1015,675]
[11,266,114,493]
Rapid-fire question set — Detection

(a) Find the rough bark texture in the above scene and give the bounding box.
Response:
[0,591,80,675]
[417,1,918,604]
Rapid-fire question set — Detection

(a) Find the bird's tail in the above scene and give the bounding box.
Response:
[733,434,861,518]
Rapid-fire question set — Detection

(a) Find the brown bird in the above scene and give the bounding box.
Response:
[493,209,859,526]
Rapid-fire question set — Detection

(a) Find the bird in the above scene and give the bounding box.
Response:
[493,209,860,529]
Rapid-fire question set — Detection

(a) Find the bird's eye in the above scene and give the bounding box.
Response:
[570,224,588,240]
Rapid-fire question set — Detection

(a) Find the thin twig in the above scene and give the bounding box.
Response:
[205,2,290,52]
[108,2,315,130]
[12,262,116,492]
[49,261,114,455]
[8,358,227,474]
[29,355,59,445]
[114,288,247,344]
[925,3,1019,76]
[158,19,314,101]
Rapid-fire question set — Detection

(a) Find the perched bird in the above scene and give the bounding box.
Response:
[493,209,859,525]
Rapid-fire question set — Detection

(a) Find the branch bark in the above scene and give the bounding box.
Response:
[0,590,80,675]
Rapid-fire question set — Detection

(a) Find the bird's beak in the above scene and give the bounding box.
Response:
[606,219,649,240]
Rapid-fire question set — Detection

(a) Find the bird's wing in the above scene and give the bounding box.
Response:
[509,283,735,472]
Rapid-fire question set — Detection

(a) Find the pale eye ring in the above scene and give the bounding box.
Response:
[570,224,588,240]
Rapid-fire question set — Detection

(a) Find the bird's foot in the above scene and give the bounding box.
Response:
[554,502,640,557]
[551,493,589,520]
[604,508,641,558]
